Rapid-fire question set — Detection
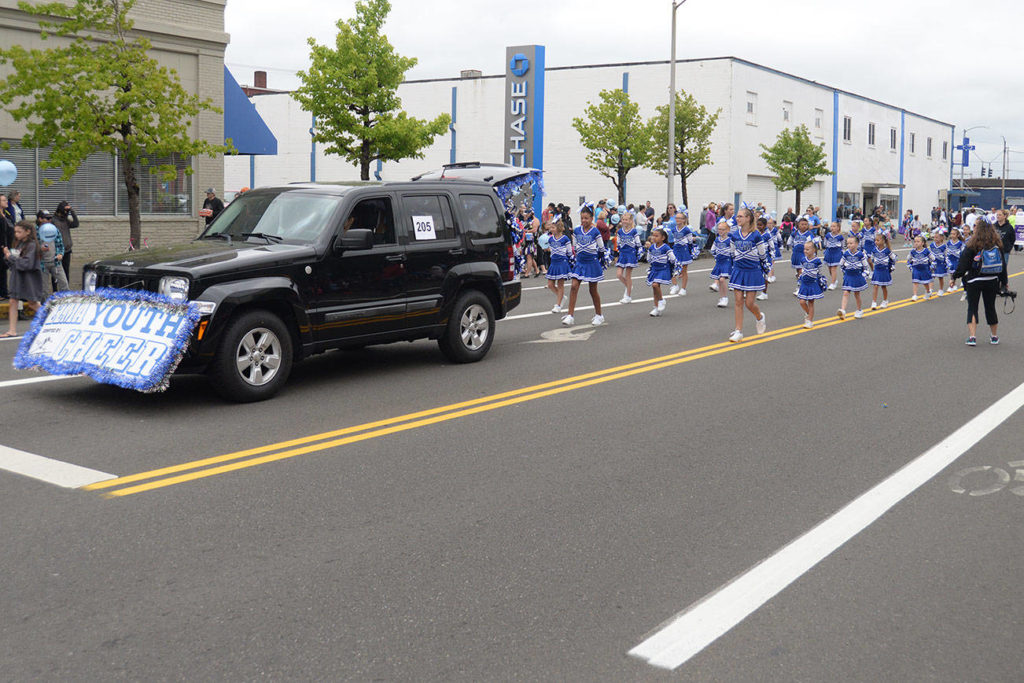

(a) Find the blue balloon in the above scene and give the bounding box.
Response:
[0,159,16,186]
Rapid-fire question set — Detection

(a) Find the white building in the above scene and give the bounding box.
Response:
[227,55,953,221]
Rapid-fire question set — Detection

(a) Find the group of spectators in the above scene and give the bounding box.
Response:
[2,189,79,336]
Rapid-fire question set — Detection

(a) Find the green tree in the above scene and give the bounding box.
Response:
[292,0,450,181]
[0,0,229,249]
[759,125,832,215]
[646,91,721,208]
[571,88,651,205]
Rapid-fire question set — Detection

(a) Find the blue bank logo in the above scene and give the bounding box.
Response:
[509,53,530,77]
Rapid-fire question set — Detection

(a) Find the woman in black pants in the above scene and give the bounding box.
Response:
[951,220,1007,346]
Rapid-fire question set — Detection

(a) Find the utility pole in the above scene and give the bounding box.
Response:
[1001,136,1007,209]
[667,0,688,209]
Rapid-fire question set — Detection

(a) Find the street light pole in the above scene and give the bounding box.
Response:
[959,125,987,210]
[1001,135,1007,208]
[667,0,688,209]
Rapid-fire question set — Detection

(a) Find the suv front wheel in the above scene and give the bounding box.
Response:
[438,290,495,363]
[211,309,294,402]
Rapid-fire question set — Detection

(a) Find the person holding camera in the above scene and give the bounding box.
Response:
[951,219,1009,346]
[994,209,1017,291]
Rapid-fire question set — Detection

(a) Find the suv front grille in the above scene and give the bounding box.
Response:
[97,272,156,291]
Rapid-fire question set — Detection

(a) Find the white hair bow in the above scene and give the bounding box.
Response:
[985,213,998,225]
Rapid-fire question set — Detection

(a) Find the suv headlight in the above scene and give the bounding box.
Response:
[158,276,190,302]
[83,270,97,292]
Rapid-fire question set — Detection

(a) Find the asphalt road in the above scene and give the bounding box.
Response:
[1,254,1023,681]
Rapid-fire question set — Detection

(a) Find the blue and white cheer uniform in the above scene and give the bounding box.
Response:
[906,248,933,284]
[669,225,695,266]
[616,227,640,268]
[646,243,678,285]
[546,234,572,280]
[728,228,769,291]
[929,242,948,278]
[871,247,895,286]
[840,249,869,291]
[797,256,825,300]
[710,235,732,280]
[823,231,845,267]
[790,229,819,270]
[569,226,605,282]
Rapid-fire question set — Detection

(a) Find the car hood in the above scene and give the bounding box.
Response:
[88,241,318,275]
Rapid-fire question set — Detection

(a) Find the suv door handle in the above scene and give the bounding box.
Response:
[448,248,465,256]
[385,254,406,263]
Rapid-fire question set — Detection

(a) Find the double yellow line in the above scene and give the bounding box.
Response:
[79,286,982,498]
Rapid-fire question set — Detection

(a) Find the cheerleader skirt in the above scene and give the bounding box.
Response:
[931,261,948,277]
[570,257,604,282]
[616,246,638,269]
[797,279,824,300]
[910,265,932,284]
[672,243,693,266]
[823,247,843,267]
[863,240,877,257]
[729,265,766,291]
[774,243,782,259]
[546,258,571,280]
[710,259,731,280]
[947,256,959,274]
[870,267,893,286]
[790,248,804,269]
[842,271,869,292]
[646,263,673,286]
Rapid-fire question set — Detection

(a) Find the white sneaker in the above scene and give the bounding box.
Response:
[551,304,562,314]
[755,313,767,335]
[767,275,777,283]
[827,282,837,290]
[728,329,743,343]
[591,314,605,326]
[836,308,846,320]
[619,295,632,304]
[793,289,800,297]
[938,288,946,296]
[716,297,729,308]
[928,291,937,298]
[709,282,718,291]
[649,307,661,317]
[756,292,768,300]
[669,285,680,295]
[881,300,888,308]
[657,299,666,311]
[561,314,574,326]
[854,309,864,319]
[959,293,967,302]
[870,301,878,310]
[911,294,919,301]
[677,288,687,296]
[804,319,813,329]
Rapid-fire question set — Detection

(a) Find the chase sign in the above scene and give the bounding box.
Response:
[504,45,545,172]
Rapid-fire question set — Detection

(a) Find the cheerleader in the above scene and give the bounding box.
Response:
[869,232,895,309]
[862,217,878,269]
[522,209,541,277]
[562,207,605,327]
[767,216,782,280]
[789,216,819,294]
[645,228,678,317]
[708,219,732,308]
[545,221,572,313]
[906,234,933,301]
[796,241,826,328]
[615,212,641,304]
[822,221,844,289]
[946,227,964,291]
[727,206,769,342]
[929,230,949,296]
[836,235,868,320]
[755,216,772,301]
[668,210,694,296]
[849,219,866,247]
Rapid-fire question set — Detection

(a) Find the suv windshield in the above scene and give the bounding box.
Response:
[201,191,342,244]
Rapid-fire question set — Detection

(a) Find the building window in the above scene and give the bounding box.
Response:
[814,108,824,136]
[782,100,792,123]
[868,123,876,147]
[746,92,757,126]
[1,139,192,216]
[942,140,948,160]
[926,137,933,158]
[836,192,862,220]
[909,132,916,154]
[880,195,899,218]
[842,116,852,142]
[890,127,898,151]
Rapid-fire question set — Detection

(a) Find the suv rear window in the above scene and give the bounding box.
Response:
[459,194,503,240]
[400,194,455,242]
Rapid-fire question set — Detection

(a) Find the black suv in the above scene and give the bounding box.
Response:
[83,166,526,401]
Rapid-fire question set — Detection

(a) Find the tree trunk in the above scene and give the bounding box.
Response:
[794,189,802,217]
[679,158,689,209]
[618,166,626,205]
[122,159,141,249]
[360,138,371,181]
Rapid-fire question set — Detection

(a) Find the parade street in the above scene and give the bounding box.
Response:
[2,262,1023,681]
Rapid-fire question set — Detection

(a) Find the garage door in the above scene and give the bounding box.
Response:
[745,175,780,214]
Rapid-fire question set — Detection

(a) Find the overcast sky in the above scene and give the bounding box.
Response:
[225,0,1023,178]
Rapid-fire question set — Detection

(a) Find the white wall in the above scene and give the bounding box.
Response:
[226,57,954,224]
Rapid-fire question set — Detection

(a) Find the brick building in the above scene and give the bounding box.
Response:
[0,0,228,266]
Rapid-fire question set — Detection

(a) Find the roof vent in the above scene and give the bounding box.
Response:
[460,69,482,79]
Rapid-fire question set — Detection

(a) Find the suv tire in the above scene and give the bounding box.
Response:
[211,309,294,402]
[438,290,495,363]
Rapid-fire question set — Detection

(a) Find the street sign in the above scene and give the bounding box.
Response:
[956,138,976,168]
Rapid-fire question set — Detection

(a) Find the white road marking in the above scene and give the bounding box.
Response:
[630,378,1024,671]
[525,326,597,343]
[0,375,81,389]
[0,335,23,342]
[0,444,117,488]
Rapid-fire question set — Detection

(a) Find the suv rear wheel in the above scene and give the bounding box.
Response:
[438,290,495,363]
[211,309,294,402]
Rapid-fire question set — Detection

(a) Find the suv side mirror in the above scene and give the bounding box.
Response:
[336,229,374,252]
